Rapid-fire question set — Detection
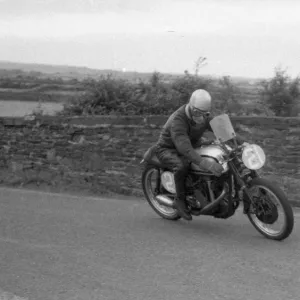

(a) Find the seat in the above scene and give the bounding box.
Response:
[142,145,168,169]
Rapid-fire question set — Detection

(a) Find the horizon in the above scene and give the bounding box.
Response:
[0,0,300,78]
[0,59,268,80]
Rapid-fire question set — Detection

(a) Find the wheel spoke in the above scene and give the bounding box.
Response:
[248,185,287,237]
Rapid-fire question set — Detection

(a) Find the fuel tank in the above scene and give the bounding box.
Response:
[190,144,231,172]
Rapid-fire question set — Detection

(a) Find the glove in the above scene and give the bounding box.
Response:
[212,139,221,145]
[194,138,214,148]
[198,159,224,177]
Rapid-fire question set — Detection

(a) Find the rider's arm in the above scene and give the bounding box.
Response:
[170,115,203,165]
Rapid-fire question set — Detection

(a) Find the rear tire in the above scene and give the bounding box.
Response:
[142,164,181,221]
[246,178,294,241]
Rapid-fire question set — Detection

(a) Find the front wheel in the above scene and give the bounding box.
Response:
[141,164,181,221]
[246,178,294,241]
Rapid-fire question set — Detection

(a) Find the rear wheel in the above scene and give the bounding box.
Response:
[246,178,294,241]
[141,164,181,220]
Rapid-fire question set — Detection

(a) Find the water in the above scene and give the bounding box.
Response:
[0,100,64,117]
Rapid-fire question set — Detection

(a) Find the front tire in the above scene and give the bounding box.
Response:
[141,164,181,221]
[246,178,294,241]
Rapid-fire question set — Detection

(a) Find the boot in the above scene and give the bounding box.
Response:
[175,194,192,221]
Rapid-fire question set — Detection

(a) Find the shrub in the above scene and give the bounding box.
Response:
[260,66,300,116]
[60,70,217,116]
[171,70,212,106]
[213,75,242,115]
[59,66,298,117]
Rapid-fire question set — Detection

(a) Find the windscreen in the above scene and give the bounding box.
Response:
[209,114,236,142]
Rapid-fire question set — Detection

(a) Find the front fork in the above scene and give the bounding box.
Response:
[229,161,259,214]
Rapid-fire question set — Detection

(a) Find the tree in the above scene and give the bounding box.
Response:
[194,57,207,76]
[150,71,162,88]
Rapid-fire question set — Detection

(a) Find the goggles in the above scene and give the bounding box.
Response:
[191,106,210,117]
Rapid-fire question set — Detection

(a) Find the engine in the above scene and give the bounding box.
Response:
[160,144,231,195]
[159,144,232,210]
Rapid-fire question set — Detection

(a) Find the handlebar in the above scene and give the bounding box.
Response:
[201,140,215,146]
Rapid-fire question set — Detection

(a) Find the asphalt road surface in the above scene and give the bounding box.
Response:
[0,188,299,300]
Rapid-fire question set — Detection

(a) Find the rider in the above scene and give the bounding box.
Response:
[155,89,243,221]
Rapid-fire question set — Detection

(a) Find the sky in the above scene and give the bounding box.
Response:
[0,0,300,78]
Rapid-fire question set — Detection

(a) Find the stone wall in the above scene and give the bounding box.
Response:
[0,115,299,205]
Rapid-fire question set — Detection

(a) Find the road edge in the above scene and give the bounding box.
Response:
[0,186,299,215]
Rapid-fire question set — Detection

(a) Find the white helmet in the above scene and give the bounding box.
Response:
[187,89,211,123]
[188,89,211,111]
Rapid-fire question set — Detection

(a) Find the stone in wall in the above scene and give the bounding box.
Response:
[0,115,298,205]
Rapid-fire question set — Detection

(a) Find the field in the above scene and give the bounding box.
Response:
[0,100,64,117]
[0,60,299,117]
[0,63,87,116]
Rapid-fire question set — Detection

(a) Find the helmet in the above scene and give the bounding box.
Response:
[187,89,211,123]
[188,89,211,111]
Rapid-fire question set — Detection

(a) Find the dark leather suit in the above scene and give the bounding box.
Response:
[155,105,214,208]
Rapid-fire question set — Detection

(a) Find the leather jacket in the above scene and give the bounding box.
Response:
[156,104,243,165]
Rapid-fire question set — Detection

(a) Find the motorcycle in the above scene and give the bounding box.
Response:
[140,114,294,241]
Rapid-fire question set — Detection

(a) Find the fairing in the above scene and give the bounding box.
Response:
[209,114,236,143]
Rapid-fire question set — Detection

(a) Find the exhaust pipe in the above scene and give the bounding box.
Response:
[155,195,176,209]
[199,186,227,215]
[155,186,227,214]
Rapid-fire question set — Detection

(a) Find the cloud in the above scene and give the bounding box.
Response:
[0,12,166,38]
[0,0,299,39]
[0,0,163,15]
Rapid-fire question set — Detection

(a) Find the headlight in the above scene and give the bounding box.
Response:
[241,144,266,170]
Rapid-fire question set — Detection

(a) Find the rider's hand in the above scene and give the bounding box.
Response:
[194,138,214,148]
[213,139,221,145]
[198,159,224,177]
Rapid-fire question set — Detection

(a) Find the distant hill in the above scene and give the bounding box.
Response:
[0,60,167,81]
[0,60,264,83]
[0,60,122,78]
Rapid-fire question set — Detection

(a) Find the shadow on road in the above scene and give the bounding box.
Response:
[139,214,298,248]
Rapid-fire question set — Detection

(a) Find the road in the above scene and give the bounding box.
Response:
[0,188,299,300]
